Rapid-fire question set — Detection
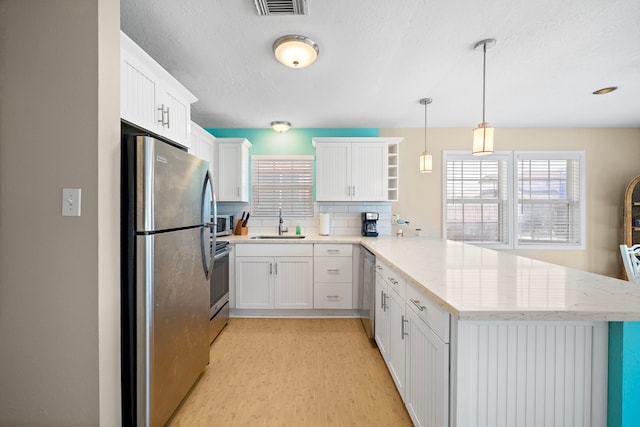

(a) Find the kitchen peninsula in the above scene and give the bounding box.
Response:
[226,234,640,426]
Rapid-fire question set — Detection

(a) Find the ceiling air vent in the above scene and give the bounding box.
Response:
[254,0,309,15]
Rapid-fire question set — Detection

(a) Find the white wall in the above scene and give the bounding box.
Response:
[0,1,120,425]
[381,127,640,277]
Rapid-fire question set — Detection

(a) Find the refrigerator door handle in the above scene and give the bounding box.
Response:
[200,170,216,279]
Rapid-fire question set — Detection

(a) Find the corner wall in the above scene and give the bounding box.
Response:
[380,127,640,276]
[0,1,120,424]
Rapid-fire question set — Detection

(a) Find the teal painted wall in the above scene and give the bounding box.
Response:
[206,128,379,155]
[609,322,640,427]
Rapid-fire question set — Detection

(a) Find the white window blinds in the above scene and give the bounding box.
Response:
[516,152,584,247]
[443,150,585,249]
[444,152,511,246]
[251,155,314,217]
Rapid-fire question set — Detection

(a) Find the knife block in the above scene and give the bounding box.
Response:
[234,220,248,235]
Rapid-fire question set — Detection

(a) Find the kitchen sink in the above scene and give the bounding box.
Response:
[250,235,306,239]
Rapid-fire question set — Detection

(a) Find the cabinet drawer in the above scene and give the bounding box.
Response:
[376,259,405,299]
[314,244,352,257]
[314,257,353,283]
[235,243,313,257]
[406,282,450,343]
[314,283,352,309]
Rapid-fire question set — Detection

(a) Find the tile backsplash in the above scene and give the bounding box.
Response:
[216,202,392,236]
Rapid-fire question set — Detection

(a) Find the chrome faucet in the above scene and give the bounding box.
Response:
[278,208,288,235]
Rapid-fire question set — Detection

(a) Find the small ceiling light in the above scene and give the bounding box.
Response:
[271,121,291,132]
[593,86,618,95]
[472,38,496,156]
[273,34,319,68]
[419,98,433,174]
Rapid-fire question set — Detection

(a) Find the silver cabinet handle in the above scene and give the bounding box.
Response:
[401,315,409,340]
[352,185,356,197]
[270,263,273,275]
[327,269,340,273]
[274,262,277,275]
[327,295,340,300]
[347,186,351,196]
[383,292,389,312]
[165,106,170,128]
[380,290,384,309]
[410,298,426,311]
[327,249,340,254]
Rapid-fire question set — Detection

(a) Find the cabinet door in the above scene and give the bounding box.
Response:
[387,289,406,399]
[405,307,449,427]
[374,274,390,358]
[235,257,273,309]
[159,88,191,148]
[315,143,351,201]
[218,143,249,202]
[120,53,161,135]
[274,257,313,309]
[351,143,388,201]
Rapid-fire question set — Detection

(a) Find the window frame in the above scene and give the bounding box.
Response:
[442,150,586,250]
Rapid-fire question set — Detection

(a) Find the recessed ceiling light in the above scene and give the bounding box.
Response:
[592,86,618,95]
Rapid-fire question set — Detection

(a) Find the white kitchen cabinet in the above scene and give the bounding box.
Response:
[120,32,197,148]
[313,244,353,309]
[216,138,251,202]
[375,272,390,359]
[190,122,215,176]
[235,244,313,309]
[387,287,407,399]
[405,304,449,427]
[313,138,402,202]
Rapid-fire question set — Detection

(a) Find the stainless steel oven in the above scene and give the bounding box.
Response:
[209,241,230,343]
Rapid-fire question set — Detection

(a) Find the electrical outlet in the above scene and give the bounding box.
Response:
[62,188,81,217]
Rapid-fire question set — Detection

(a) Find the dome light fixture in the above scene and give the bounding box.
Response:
[273,34,319,68]
[418,98,433,173]
[271,121,291,132]
[472,38,496,156]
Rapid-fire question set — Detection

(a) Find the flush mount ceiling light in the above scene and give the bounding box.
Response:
[593,86,618,95]
[273,34,319,68]
[419,98,433,174]
[472,38,496,156]
[271,121,291,132]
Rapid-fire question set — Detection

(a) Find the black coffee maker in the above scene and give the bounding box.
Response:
[361,212,379,237]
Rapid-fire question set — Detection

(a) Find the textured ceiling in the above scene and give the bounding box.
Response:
[121,0,640,129]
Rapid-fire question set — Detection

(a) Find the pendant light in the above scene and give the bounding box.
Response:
[472,38,496,156]
[418,98,433,173]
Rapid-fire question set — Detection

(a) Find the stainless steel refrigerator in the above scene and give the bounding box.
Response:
[121,134,216,426]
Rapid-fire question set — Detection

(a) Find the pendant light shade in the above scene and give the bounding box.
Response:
[419,98,433,173]
[472,39,496,156]
[273,35,319,68]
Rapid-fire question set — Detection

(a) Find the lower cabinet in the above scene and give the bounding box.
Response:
[387,288,406,399]
[374,272,390,358]
[235,244,313,309]
[405,305,449,427]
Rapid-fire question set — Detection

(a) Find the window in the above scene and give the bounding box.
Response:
[443,151,585,249]
[251,155,314,217]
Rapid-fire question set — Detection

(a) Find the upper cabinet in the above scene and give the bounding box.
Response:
[120,31,197,148]
[216,138,252,202]
[313,137,403,202]
[190,122,215,176]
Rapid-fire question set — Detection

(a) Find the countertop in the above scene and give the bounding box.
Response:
[223,234,640,322]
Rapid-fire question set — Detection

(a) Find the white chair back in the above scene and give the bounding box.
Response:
[620,244,640,284]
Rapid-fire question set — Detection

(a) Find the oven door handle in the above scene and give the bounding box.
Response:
[214,248,231,261]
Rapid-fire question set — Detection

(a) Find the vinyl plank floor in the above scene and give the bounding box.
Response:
[168,318,412,427]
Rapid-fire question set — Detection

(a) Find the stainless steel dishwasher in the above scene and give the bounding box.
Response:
[360,247,376,338]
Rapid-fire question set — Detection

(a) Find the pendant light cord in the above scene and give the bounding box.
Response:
[424,101,428,152]
[482,43,487,124]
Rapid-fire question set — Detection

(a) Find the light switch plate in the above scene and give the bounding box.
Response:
[62,188,81,216]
